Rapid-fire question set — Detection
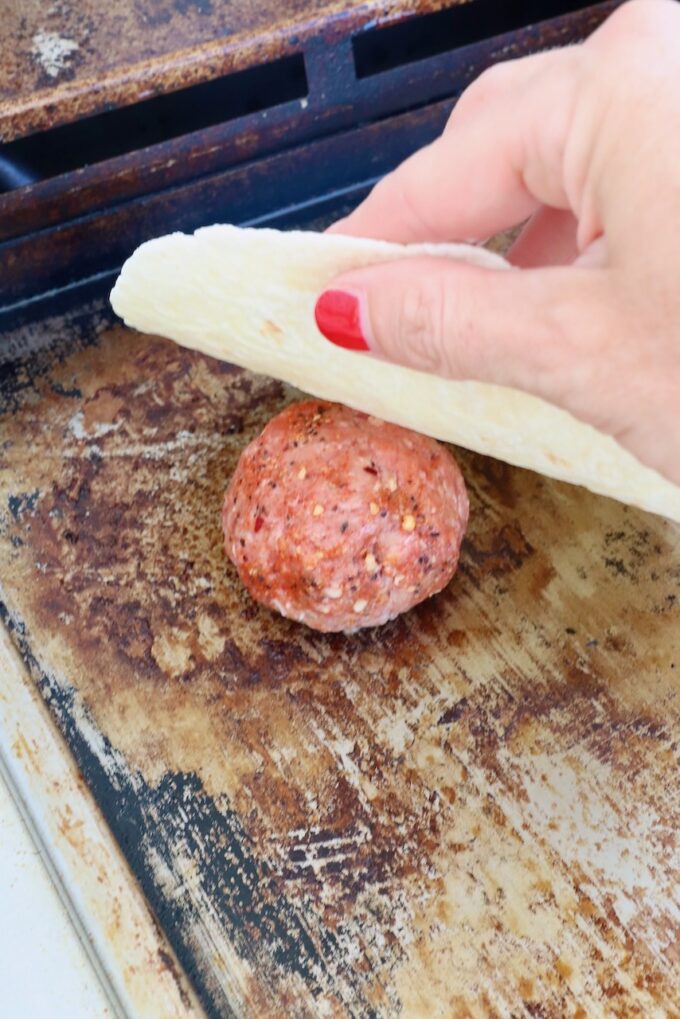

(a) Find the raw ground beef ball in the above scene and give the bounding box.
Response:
[222,400,469,632]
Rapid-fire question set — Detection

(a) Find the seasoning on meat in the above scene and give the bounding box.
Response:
[222,400,469,633]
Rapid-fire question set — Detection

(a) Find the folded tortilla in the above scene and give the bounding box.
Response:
[110,225,680,523]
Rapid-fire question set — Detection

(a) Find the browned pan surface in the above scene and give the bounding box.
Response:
[0,0,458,140]
[0,307,678,1017]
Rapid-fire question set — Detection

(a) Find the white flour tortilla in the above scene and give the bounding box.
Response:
[111,225,680,523]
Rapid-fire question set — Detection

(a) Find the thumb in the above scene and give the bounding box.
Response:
[314,257,617,427]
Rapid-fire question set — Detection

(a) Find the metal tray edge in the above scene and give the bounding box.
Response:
[0,618,205,1019]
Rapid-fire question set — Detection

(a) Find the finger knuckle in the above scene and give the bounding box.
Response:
[476,61,513,90]
[473,61,519,99]
[394,276,448,373]
[536,282,621,417]
[450,63,508,123]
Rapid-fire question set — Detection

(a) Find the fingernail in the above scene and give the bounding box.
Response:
[314,289,369,352]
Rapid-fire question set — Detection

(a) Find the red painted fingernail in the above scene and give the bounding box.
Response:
[314,289,369,351]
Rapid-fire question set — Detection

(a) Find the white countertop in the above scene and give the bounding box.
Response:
[0,769,112,1019]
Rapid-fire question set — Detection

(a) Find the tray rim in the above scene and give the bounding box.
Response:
[0,618,204,1019]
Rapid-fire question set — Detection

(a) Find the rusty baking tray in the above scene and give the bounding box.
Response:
[2,2,679,1017]
[1,0,617,315]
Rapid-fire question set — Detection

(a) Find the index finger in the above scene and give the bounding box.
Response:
[329,47,578,245]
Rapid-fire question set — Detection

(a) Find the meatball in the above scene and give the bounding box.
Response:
[222,400,469,632]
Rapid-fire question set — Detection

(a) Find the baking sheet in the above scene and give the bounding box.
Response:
[0,294,678,1018]
[0,0,453,140]
[0,587,201,1019]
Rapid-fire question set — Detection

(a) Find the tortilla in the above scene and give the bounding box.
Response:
[110,225,680,523]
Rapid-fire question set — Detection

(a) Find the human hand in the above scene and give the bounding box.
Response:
[314,0,680,485]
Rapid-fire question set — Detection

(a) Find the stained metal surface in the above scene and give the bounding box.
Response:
[0,600,202,1019]
[0,3,615,245]
[0,3,617,314]
[0,294,678,1017]
[0,0,458,142]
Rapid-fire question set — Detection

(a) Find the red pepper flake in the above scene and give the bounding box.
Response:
[254,515,265,533]
[363,465,378,475]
